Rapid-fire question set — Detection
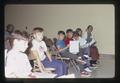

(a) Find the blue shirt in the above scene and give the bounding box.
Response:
[56,40,65,49]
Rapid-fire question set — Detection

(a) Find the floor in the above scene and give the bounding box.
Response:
[20,54,115,83]
[68,54,115,78]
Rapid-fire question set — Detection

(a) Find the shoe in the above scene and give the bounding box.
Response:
[84,67,92,73]
[83,55,89,59]
[90,64,98,70]
[80,71,91,77]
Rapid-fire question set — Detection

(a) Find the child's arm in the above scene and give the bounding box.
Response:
[45,50,52,62]
[57,44,69,52]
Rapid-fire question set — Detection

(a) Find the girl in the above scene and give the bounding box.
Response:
[83,25,99,67]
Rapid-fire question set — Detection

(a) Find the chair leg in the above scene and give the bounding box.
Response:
[72,60,80,71]
[70,60,79,72]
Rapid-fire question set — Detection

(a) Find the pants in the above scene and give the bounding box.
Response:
[60,49,80,60]
[41,57,68,77]
[79,47,90,72]
[90,45,99,60]
[60,48,90,72]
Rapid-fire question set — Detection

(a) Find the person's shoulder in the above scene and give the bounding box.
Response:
[32,39,39,45]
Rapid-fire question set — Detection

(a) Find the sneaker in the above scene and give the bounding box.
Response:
[83,55,89,59]
[80,71,91,77]
[90,64,98,70]
[84,67,92,73]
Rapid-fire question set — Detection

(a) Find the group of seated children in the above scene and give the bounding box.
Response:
[55,26,99,77]
[5,24,99,78]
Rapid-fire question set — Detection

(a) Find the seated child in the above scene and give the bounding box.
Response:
[5,31,36,78]
[30,27,68,77]
[64,29,73,46]
[73,31,92,77]
[83,25,99,67]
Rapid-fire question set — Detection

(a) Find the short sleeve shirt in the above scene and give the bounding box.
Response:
[56,40,65,49]
[5,49,32,77]
[31,39,47,61]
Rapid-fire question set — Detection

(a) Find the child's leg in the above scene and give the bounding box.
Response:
[42,57,68,77]
[60,49,79,60]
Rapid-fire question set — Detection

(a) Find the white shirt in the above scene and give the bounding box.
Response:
[79,37,87,46]
[31,39,47,61]
[5,49,32,78]
[83,32,96,46]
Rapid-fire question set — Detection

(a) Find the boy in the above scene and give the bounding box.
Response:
[72,31,92,77]
[64,29,73,46]
[5,31,35,78]
[31,27,68,77]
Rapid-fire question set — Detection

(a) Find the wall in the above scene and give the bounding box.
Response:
[5,4,115,54]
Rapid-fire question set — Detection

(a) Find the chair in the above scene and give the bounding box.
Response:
[32,59,56,73]
[49,45,80,72]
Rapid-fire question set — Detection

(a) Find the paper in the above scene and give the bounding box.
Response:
[79,38,87,46]
[69,41,79,54]
[33,72,57,78]
[58,74,75,78]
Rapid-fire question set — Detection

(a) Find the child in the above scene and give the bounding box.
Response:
[5,24,15,51]
[83,25,99,67]
[5,31,36,78]
[64,29,73,46]
[72,31,92,77]
[30,27,68,77]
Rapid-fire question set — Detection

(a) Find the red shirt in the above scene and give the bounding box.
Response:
[64,37,73,46]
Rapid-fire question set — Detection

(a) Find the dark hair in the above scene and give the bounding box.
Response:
[6,24,14,33]
[76,28,82,32]
[9,30,29,48]
[76,28,82,36]
[6,24,14,29]
[33,27,44,34]
[58,30,65,35]
[14,30,22,35]
[66,29,73,33]
[87,25,93,30]
[73,31,79,37]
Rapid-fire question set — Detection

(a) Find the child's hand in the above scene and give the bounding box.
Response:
[67,44,70,48]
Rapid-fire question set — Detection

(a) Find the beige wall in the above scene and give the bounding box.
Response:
[5,4,115,54]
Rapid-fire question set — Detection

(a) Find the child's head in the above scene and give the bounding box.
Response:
[73,31,79,40]
[66,29,73,39]
[32,27,44,42]
[76,28,82,37]
[6,24,14,33]
[10,30,29,52]
[57,31,65,40]
[86,25,93,33]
